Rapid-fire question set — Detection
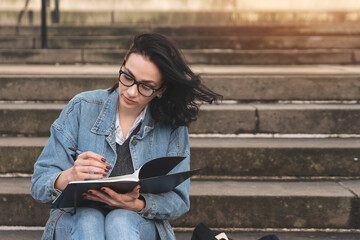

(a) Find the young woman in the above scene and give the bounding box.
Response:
[31,33,221,240]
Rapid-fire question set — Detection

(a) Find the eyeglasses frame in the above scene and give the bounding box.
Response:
[118,69,163,98]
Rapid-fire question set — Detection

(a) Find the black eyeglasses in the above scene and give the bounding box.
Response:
[118,70,162,97]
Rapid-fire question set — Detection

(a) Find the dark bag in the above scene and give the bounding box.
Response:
[191,223,232,240]
[191,222,280,240]
[258,235,280,240]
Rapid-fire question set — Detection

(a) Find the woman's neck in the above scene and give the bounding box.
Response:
[118,104,145,138]
[118,104,144,119]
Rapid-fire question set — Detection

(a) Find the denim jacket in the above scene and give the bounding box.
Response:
[31,89,191,240]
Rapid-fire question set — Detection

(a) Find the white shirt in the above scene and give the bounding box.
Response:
[115,105,148,145]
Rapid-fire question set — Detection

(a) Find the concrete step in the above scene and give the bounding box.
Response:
[0,74,243,101]
[2,177,360,228]
[2,24,360,37]
[0,49,358,65]
[2,73,360,101]
[0,103,250,135]
[0,37,34,49]
[4,35,360,50]
[190,137,360,178]
[2,228,360,240]
[2,136,360,177]
[1,103,360,135]
[2,10,360,25]
[0,229,43,240]
[2,64,360,75]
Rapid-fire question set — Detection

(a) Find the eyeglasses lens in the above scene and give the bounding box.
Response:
[119,72,154,97]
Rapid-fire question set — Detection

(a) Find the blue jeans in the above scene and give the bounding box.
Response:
[54,207,159,240]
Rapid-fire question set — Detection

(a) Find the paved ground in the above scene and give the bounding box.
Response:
[2,229,360,240]
[176,231,360,240]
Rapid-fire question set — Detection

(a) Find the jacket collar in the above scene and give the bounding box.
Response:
[136,105,155,139]
[91,89,155,137]
[91,89,118,135]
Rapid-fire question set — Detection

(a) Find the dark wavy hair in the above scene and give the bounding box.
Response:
[110,33,222,128]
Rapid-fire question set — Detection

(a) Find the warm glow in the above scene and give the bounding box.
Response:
[2,0,360,11]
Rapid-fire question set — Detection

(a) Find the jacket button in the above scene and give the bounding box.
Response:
[144,209,151,217]
[132,140,137,146]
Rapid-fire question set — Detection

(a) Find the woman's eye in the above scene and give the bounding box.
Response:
[124,75,133,81]
[141,84,153,91]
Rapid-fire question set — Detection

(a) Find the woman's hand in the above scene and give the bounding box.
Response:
[83,185,146,212]
[55,151,111,191]
[69,151,110,181]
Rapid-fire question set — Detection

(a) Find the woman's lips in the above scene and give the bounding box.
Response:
[123,95,136,104]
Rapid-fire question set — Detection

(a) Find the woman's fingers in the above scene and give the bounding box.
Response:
[70,151,111,181]
[100,187,117,197]
[74,160,111,172]
[83,186,144,211]
[73,162,109,173]
[83,189,120,206]
[83,190,110,204]
[128,185,141,198]
[77,151,109,166]
[80,171,107,179]
[101,186,140,199]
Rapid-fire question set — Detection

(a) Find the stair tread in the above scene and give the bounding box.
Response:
[3,24,360,36]
[2,69,360,102]
[1,179,358,228]
[2,177,359,197]
[3,136,360,177]
[1,64,360,75]
[1,102,360,134]
[2,102,360,109]
[2,136,360,148]
[0,47,357,64]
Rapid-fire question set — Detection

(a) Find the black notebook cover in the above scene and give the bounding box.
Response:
[51,156,199,209]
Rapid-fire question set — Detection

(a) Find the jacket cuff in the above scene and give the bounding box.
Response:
[47,172,63,201]
[137,194,156,219]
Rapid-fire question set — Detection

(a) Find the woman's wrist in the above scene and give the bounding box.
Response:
[136,195,146,212]
[54,168,72,191]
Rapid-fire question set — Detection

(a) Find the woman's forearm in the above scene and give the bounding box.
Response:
[54,168,73,191]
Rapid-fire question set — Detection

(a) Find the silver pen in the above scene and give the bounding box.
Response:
[68,147,110,165]
[68,147,83,155]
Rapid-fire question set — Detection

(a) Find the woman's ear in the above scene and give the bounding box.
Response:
[157,87,166,99]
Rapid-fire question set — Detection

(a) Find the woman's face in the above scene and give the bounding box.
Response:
[118,53,164,113]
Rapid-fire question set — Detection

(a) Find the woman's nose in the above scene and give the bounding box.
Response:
[127,84,138,96]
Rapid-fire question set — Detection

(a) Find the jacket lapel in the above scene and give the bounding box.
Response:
[91,89,118,136]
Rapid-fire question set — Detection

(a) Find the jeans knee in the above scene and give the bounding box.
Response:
[75,208,105,228]
[55,207,105,240]
[105,209,157,240]
[105,209,138,228]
